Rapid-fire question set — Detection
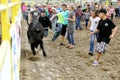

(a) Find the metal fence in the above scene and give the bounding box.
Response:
[0,0,21,80]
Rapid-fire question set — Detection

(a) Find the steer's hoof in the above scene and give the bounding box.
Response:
[33,51,36,56]
[43,54,47,58]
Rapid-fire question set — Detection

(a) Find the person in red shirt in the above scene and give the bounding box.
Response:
[75,6,83,30]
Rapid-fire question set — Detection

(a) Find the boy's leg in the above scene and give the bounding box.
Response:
[78,16,82,30]
[86,19,89,27]
[52,19,57,32]
[85,19,89,28]
[52,23,62,41]
[89,32,95,56]
[60,25,67,45]
[61,36,65,42]
[76,17,79,30]
[96,53,102,61]
[52,31,60,41]
[93,42,107,66]
[92,52,102,66]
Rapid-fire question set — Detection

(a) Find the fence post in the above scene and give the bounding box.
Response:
[0,0,21,80]
[1,0,10,42]
[11,0,17,23]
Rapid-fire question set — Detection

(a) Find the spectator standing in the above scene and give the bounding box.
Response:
[87,10,100,56]
[21,2,28,20]
[84,9,90,29]
[66,5,76,49]
[75,6,83,30]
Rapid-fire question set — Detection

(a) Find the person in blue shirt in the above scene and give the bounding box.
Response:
[60,4,69,45]
[56,5,62,13]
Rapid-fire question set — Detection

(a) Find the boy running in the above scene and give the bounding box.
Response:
[91,9,118,66]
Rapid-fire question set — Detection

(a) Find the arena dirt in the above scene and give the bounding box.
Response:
[20,19,120,80]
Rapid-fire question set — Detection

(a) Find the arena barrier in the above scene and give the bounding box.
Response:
[0,0,21,80]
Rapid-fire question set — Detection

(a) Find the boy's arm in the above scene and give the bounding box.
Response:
[50,14,57,21]
[110,26,118,39]
[90,19,101,35]
[90,29,99,35]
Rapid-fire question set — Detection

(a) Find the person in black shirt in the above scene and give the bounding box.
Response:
[90,9,118,66]
[39,9,52,37]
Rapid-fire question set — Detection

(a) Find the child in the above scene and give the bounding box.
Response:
[50,4,69,45]
[66,5,76,49]
[87,10,100,56]
[39,9,52,37]
[51,7,57,33]
[84,9,90,29]
[91,9,118,66]
[50,12,64,41]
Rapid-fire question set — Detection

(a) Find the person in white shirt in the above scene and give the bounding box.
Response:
[87,10,100,56]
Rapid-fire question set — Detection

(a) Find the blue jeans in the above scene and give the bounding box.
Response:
[67,32,75,45]
[85,19,89,28]
[44,28,48,37]
[76,16,82,30]
[22,11,28,21]
[90,31,98,53]
[52,19,57,32]
[55,23,62,32]
[52,23,62,41]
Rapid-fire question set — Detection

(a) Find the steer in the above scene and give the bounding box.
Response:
[27,22,46,57]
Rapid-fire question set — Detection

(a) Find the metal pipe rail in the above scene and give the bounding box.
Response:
[0,2,19,11]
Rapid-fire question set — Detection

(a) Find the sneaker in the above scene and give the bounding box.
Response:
[88,53,94,56]
[92,60,99,66]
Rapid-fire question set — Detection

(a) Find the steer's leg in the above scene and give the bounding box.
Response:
[39,41,46,57]
[30,43,36,55]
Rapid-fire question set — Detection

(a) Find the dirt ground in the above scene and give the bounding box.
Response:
[20,18,120,80]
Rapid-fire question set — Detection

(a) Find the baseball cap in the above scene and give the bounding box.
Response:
[41,9,46,13]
